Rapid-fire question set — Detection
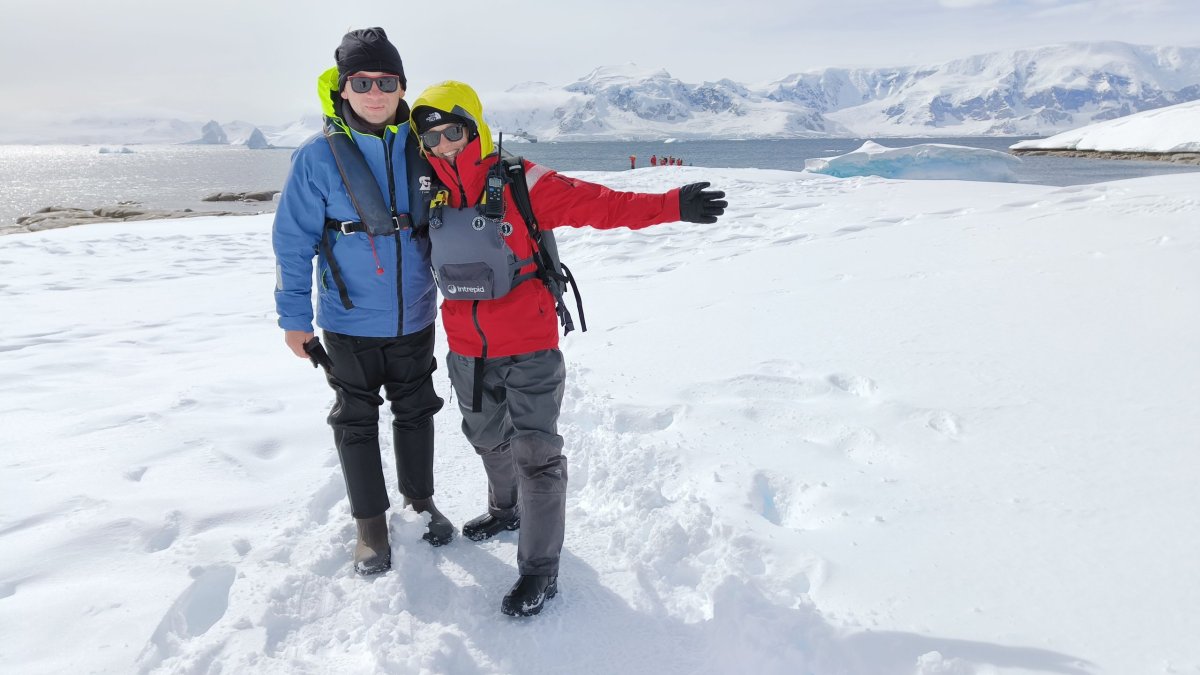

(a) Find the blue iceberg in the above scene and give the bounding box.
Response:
[805,141,1021,182]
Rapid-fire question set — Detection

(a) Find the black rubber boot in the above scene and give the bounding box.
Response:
[501,574,558,617]
[353,513,391,576]
[462,511,520,542]
[405,497,455,546]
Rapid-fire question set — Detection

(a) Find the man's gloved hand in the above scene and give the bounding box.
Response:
[303,337,335,371]
[678,182,727,224]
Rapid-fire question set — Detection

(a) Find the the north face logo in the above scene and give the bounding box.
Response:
[425,111,442,123]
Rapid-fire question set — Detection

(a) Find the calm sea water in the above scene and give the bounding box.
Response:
[3,138,1198,227]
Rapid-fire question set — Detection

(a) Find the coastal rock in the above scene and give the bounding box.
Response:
[201,190,279,202]
[4,204,244,235]
[1009,149,1200,164]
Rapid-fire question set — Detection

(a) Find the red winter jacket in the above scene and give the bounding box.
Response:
[427,138,681,358]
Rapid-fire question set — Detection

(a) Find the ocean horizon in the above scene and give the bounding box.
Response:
[5,137,1200,229]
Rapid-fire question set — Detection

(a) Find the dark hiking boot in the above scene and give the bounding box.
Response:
[500,574,558,617]
[462,511,520,542]
[353,513,391,576]
[405,497,455,547]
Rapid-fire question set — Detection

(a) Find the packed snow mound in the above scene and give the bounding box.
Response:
[1011,99,1200,153]
[805,141,1021,181]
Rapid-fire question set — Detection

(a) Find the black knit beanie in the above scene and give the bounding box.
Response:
[335,27,406,92]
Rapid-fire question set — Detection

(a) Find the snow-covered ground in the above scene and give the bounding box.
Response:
[1,167,1198,675]
[1011,99,1200,154]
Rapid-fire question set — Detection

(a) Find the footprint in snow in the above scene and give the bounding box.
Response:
[137,565,236,672]
[144,511,182,553]
[828,373,878,398]
[925,410,964,440]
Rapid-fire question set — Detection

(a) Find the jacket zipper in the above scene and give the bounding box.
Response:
[386,133,404,336]
[451,161,469,208]
[471,300,487,360]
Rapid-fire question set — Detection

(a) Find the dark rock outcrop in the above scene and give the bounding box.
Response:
[1009,148,1200,164]
[3,205,247,235]
[201,190,279,202]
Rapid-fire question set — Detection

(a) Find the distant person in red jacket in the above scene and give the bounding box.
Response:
[629,154,636,169]
[410,80,726,617]
[650,154,657,166]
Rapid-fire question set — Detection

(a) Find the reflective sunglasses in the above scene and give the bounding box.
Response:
[420,124,466,148]
[348,75,400,94]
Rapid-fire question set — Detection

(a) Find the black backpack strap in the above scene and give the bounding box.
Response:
[320,220,355,310]
[557,262,586,332]
[501,157,587,335]
[323,121,400,236]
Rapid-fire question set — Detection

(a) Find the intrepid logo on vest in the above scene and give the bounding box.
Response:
[447,284,486,295]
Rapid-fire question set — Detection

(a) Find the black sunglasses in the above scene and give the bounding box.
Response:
[420,124,466,148]
[348,75,400,94]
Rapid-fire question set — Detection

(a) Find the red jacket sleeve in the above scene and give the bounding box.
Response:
[524,162,681,231]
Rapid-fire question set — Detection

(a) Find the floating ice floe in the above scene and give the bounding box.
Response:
[805,140,1021,182]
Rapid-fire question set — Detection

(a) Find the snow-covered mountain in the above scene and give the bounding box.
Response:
[485,42,1200,140]
[8,41,1199,145]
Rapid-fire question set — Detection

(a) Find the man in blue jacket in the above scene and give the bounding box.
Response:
[272,27,450,575]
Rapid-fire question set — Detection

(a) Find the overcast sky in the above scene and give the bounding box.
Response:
[2,0,1197,127]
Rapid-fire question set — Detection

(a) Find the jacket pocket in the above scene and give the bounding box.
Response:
[438,262,496,300]
[320,234,394,310]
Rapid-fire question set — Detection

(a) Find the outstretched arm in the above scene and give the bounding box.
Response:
[527,166,726,230]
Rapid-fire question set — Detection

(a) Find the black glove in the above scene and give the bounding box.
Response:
[678,182,727,224]
[303,337,335,372]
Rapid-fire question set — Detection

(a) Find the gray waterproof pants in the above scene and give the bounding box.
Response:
[447,349,567,576]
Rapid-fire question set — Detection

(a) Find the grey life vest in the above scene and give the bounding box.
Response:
[427,203,538,301]
[424,156,585,338]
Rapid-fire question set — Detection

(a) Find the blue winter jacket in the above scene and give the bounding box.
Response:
[272,68,436,337]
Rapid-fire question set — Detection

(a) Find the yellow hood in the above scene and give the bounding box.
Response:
[410,80,494,160]
[318,67,342,120]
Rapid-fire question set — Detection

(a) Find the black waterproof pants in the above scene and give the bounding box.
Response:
[323,325,444,519]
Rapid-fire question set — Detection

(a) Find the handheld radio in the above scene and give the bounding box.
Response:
[481,132,507,220]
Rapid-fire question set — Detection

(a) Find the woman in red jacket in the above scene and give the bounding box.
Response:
[410,81,725,617]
